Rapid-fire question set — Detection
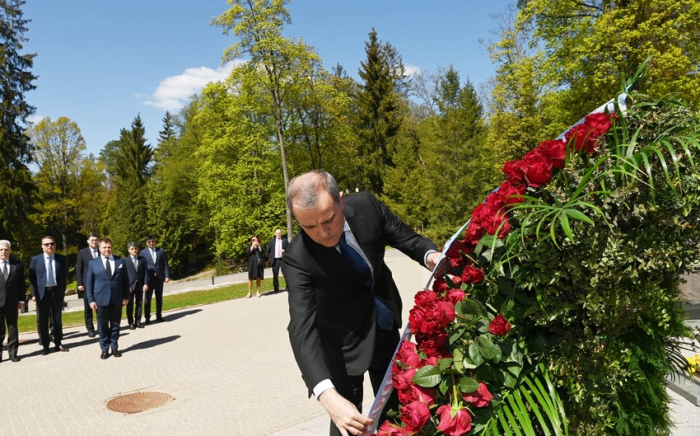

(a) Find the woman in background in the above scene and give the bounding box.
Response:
[246,236,265,298]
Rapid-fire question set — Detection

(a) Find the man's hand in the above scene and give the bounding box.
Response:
[164,278,170,283]
[122,299,128,306]
[426,251,447,275]
[77,285,84,291]
[89,302,98,310]
[318,389,373,436]
[17,302,24,310]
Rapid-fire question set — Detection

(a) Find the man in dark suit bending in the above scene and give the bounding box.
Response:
[285,171,441,436]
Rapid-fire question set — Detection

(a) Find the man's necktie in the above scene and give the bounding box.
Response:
[133,257,138,270]
[3,261,8,280]
[47,257,56,286]
[105,257,112,278]
[151,248,156,263]
[338,232,394,331]
[93,249,98,259]
[276,239,282,258]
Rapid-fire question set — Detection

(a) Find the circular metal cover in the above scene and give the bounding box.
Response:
[107,391,173,414]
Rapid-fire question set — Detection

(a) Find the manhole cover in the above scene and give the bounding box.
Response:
[107,391,173,414]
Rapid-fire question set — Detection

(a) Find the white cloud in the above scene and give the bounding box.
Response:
[404,64,422,77]
[27,114,46,126]
[145,60,245,111]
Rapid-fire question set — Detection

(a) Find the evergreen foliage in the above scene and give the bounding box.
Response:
[0,0,36,253]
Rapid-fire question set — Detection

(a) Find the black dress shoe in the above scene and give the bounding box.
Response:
[135,323,144,329]
[55,345,69,352]
[100,351,109,360]
[145,319,151,325]
[10,355,21,362]
[41,348,50,356]
[130,324,136,330]
[156,316,164,323]
[112,350,122,358]
[88,331,96,338]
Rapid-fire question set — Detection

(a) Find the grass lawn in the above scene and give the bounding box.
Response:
[18,277,285,333]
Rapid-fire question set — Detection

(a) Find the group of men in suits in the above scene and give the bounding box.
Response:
[284,171,442,436]
[1,233,171,361]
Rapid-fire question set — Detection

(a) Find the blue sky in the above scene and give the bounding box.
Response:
[22,0,511,157]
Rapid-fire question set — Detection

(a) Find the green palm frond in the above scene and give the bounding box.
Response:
[480,365,568,436]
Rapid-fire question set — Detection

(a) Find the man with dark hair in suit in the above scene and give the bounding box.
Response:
[124,242,149,329]
[0,240,25,362]
[75,232,100,337]
[85,238,129,359]
[29,235,69,355]
[265,228,288,294]
[285,171,442,436]
[141,235,170,324]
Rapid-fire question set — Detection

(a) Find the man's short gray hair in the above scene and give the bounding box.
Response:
[0,240,10,249]
[286,170,340,214]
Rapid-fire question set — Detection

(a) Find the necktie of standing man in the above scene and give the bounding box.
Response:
[337,232,394,330]
[47,256,56,287]
[151,248,156,264]
[105,257,112,278]
[133,256,138,270]
[276,238,282,258]
[93,249,98,259]
[3,261,8,280]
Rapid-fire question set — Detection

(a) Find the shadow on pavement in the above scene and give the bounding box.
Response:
[124,335,181,353]
[164,308,202,321]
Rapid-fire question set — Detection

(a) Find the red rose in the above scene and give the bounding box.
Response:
[448,256,465,271]
[397,382,437,406]
[432,277,449,293]
[502,159,524,185]
[520,152,553,187]
[498,180,526,206]
[449,275,462,288]
[535,139,567,169]
[472,197,511,238]
[392,367,416,391]
[396,340,421,368]
[443,288,466,305]
[436,405,473,436]
[585,112,615,137]
[462,382,494,408]
[461,265,485,284]
[488,313,511,336]
[414,290,438,307]
[463,223,483,244]
[400,401,431,433]
[415,331,449,356]
[377,421,409,436]
[445,239,465,259]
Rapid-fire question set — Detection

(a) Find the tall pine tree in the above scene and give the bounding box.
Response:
[106,114,153,253]
[0,0,37,248]
[354,29,408,195]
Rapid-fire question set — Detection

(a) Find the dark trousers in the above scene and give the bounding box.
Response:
[127,289,143,325]
[328,328,400,436]
[0,303,20,358]
[271,259,287,292]
[36,289,63,349]
[96,303,122,353]
[144,275,164,320]
[82,294,95,333]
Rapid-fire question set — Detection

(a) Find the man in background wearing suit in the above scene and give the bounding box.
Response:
[0,240,25,362]
[125,242,149,329]
[75,232,100,337]
[284,171,442,436]
[85,238,129,359]
[141,235,170,324]
[29,235,69,355]
[265,228,288,293]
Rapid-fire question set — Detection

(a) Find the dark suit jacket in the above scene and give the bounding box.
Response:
[285,191,437,392]
[124,255,149,292]
[76,246,98,289]
[85,256,129,307]
[265,236,288,266]
[0,258,25,308]
[29,253,68,300]
[140,247,170,281]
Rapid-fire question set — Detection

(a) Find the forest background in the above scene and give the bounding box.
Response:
[1,0,699,279]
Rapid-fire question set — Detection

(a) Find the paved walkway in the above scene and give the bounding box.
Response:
[1,251,698,436]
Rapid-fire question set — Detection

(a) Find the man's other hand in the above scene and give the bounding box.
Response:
[318,389,373,436]
[426,251,447,275]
